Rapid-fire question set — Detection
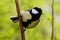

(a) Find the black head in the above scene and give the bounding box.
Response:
[30,7,42,15]
[30,7,42,21]
[34,7,42,13]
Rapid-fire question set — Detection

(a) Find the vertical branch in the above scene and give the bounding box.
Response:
[51,0,54,40]
[15,0,25,40]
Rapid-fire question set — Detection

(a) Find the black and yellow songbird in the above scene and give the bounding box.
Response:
[10,7,42,31]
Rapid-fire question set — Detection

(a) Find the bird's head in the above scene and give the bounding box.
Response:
[30,7,42,15]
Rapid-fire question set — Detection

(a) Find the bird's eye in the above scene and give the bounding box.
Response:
[32,9,38,14]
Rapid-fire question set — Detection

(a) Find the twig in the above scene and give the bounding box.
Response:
[51,0,54,40]
[15,0,25,40]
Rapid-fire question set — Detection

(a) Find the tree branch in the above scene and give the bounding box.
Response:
[51,0,54,40]
[15,0,25,40]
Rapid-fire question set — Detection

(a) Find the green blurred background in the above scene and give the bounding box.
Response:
[0,0,60,40]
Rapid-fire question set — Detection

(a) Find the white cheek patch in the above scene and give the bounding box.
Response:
[32,9,38,14]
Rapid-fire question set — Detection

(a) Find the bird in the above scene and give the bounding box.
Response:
[10,7,42,31]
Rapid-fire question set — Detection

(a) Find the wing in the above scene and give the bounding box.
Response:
[21,11,32,22]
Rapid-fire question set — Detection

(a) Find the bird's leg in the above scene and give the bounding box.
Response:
[18,14,22,18]
[22,27,26,33]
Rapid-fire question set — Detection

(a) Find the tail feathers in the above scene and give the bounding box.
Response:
[10,16,18,23]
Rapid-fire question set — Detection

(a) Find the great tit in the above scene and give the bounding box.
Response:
[10,7,42,31]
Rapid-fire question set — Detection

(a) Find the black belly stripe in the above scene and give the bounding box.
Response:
[22,16,40,28]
